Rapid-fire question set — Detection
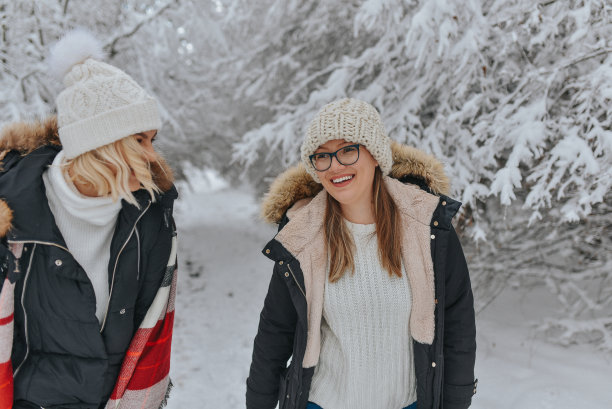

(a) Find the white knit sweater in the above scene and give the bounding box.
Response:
[309,220,417,409]
[42,151,122,324]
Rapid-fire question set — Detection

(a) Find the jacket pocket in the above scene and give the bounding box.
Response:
[443,380,477,408]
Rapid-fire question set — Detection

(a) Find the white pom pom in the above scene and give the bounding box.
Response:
[48,28,106,81]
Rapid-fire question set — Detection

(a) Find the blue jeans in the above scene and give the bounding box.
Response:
[307,402,417,409]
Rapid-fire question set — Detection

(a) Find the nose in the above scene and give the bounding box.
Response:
[141,142,157,161]
[328,155,346,171]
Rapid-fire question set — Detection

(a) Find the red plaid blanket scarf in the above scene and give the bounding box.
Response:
[0,235,178,409]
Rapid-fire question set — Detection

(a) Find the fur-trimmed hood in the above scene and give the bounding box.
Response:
[0,116,62,158]
[261,141,450,224]
[260,142,453,360]
[0,117,175,237]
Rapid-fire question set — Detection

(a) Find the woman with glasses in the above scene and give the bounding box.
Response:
[246,98,476,409]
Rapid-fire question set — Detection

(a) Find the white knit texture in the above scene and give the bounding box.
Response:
[301,98,393,182]
[43,151,122,324]
[309,221,417,409]
[53,48,161,158]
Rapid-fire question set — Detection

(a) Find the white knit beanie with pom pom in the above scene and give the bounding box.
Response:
[49,28,161,159]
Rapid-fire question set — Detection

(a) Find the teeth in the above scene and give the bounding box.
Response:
[332,175,353,183]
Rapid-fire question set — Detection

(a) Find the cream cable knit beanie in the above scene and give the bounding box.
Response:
[301,98,393,183]
[49,28,161,159]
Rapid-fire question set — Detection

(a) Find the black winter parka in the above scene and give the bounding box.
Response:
[0,123,177,409]
[246,143,477,409]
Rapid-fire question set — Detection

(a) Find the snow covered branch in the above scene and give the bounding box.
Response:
[106,0,175,57]
[0,0,609,350]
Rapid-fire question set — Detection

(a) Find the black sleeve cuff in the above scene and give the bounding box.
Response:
[443,379,478,409]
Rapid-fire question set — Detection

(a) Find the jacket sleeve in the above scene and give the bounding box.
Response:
[1,152,19,290]
[443,227,477,409]
[246,263,297,409]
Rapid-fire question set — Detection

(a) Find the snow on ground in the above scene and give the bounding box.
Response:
[168,172,276,408]
[473,286,611,409]
[166,177,612,409]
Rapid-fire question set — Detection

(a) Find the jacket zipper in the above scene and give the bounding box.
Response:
[432,234,444,409]
[100,200,151,333]
[7,240,68,253]
[135,229,141,280]
[287,264,305,298]
[13,244,37,378]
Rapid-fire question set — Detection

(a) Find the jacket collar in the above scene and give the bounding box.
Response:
[261,143,453,363]
[261,141,456,263]
[0,117,177,240]
[269,176,442,365]
[2,145,66,245]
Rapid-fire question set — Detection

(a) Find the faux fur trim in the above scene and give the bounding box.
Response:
[274,176,440,367]
[0,200,12,238]
[260,164,322,224]
[0,116,60,159]
[385,177,439,344]
[0,117,174,190]
[275,191,328,366]
[389,141,449,196]
[261,141,449,224]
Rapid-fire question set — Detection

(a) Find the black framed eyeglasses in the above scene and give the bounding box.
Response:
[309,144,361,172]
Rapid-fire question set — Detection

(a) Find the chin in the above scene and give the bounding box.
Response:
[327,189,360,206]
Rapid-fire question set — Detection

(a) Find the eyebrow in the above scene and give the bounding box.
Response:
[136,131,158,138]
[315,141,353,153]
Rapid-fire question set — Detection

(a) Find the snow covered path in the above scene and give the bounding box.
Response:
[167,182,276,408]
[474,287,611,409]
[166,184,612,408]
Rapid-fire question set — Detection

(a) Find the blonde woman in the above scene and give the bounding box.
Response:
[247,99,477,409]
[0,30,177,409]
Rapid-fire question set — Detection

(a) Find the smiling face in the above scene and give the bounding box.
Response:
[315,139,378,218]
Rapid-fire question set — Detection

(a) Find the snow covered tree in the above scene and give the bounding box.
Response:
[0,0,234,176]
[231,0,612,350]
[0,0,610,349]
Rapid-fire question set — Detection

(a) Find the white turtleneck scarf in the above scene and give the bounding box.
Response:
[309,220,417,409]
[42,151,122,324]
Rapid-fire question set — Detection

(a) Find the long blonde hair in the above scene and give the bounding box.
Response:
[325,167,403,282]
[63,135,160,207]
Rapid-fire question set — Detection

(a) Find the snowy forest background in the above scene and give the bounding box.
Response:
[1,0,611,406]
